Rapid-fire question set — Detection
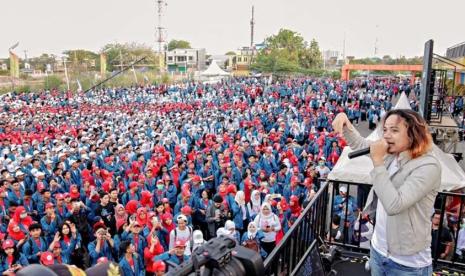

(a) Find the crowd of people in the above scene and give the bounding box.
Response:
[0,76,422,275]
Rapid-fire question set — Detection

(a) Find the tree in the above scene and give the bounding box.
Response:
[167,40,192,51]
[100,42,159,72]
[299,39,322,69]
[225,51,236,56]
[251,28,322,73]
[63,50,98,64]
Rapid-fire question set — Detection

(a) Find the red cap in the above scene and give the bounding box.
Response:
[174,240,186,248]
[181,205,192,215]
[152,260,166,272]
[97,257,108,264]
[45,202,54,209]
[53,242,61,249]
[181,189,191,198]
[161,198,169,203]
[191,175,201,182]
[55,193,65,200]
[129,181,138,189]
[40,251,54,266]
[290,195,299,203]
[37,182,45,191]
[93,221,107,232]
[291,176,299,184]
[2,239,14,249]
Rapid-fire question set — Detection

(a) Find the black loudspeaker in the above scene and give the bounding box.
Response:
[420,40,434,122]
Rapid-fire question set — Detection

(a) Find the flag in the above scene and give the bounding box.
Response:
[9,51,19,78]
[100,53,107,76]
[76,79,82,92]
[9,42,19,51]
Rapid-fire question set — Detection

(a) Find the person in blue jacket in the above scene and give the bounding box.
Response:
[332,185,357,243]
[40,202,61,243]
[240,221,267,259]
[120,220,147,257]
[231,191,250,235]
[22,223,49,264]
[154,240,189,268]
[87,222,116,265]
[0,239,29,274]
[118,240,145,276]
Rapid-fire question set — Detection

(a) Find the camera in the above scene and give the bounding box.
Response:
[166,236,264,276]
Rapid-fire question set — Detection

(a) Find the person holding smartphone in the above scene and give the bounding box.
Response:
[0,239,28,275]
[87,222,115,265]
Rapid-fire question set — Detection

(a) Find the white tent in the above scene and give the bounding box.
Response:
[200,60,231,77]
[328,92,465,191]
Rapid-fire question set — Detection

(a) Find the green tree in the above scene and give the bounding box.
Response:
[101,42,159,72]
[251,28,322,73]
[225,51,236,56]
[299,39,322,69]
[63,49,98,64]
[167,40,192,51]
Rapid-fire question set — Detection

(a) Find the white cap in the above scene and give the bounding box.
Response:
[339,186,348,193]
[176,214,187,222]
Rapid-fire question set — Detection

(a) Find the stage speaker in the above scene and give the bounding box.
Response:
[420,39,434,122]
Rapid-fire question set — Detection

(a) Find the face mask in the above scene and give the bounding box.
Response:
[157,184,164,190]
[20,213,27,219]
[319,162,324,166]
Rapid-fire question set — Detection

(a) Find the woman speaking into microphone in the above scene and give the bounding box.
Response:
[332,109,440,276]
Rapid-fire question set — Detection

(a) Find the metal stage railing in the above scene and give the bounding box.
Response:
[263,181,329,275]
[263,179,465,275]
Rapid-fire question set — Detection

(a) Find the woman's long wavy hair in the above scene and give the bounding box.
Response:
[382,109,433,159]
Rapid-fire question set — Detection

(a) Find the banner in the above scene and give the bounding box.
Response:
[9,51,19,78]
[100,53,107,76]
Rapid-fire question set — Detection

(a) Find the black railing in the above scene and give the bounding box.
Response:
[264,178,465,275]
[326,180,372,254]
[433,191,465,271]
[263,180,329,275]
[327,180,465,272]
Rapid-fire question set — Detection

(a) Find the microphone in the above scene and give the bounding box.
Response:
[348,147,370,159]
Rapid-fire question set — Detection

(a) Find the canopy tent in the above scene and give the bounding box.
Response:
[198,60,231,84]
[200,60,231,77]
[328,92,465,191]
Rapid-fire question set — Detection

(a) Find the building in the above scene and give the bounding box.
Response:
[446,41,465,85]
[165,48,206,73]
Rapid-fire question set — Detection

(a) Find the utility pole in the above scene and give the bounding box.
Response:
[250,6,255,48]
[63,57,70,91]
[119,49,124,72]
[156,0,167,72]
[249,6,255,67]
[342,32,346,64]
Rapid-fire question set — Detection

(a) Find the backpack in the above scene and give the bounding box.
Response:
[174,226,194,253]
[243,238,260,252]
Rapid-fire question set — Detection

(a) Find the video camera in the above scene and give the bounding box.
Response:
[166,236,264,276]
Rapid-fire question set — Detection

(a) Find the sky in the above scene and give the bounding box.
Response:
[2,0,464,59]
